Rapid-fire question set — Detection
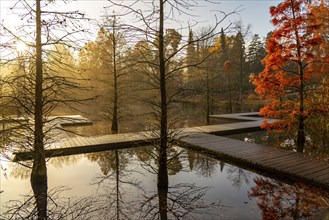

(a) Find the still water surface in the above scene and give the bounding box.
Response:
[1,146,328,219]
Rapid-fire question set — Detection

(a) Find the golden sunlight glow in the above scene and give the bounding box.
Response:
[16,41,27,52]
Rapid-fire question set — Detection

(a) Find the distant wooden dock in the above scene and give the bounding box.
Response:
[12,113,329,189]
[47,115,92,126]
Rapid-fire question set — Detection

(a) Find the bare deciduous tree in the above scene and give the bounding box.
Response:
[0,0,92,218]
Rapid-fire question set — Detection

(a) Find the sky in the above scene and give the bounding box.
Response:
[68,0,282,39]
[0,0,282,43]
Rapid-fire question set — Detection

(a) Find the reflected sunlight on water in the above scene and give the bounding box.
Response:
[1,146,328,219]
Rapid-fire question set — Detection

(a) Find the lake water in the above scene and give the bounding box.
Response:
[1,145,328,219]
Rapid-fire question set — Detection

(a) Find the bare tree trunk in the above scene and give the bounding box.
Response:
[157,180,168,220]
[158,0,168,219]
[30,0,48,219]
[111,17,118,134]
[115,149,120,220]
[239,48,243,112]
[228,72,233,114]
[206,71,210,124]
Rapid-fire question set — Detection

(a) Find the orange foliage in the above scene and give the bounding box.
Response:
[309,1,329,57]
[223,60,232,72]
[251,0,328,135]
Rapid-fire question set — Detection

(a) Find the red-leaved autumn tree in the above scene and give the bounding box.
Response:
[251,0,326,153]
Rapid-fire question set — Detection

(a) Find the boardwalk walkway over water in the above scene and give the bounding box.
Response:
[175,132,329,190]
[13,113,329,189]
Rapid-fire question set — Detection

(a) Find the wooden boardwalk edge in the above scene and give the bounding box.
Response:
[174,135,329,190]
[13,137,158,162]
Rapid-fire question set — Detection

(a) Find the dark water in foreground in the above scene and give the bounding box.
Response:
[1,146,328,219]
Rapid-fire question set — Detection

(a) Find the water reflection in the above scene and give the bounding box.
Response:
[137,146,219,219]
[227,167,251,189]
[186,148,219,177]
[249,177,329,219]
[7,153,81,180]
[88,148,144,219]
[88,145,218,219]
[3,186,102,219]
[1,146,329,219]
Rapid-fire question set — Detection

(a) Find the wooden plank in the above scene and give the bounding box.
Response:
[202,140,246,150]
[180,136,233,145]
[222,148,270,157]
[307,168,329,179]
[246,152,295,164]
[283,160,327,174]
[250,151,298,164]
[302,167,329,179]
[206,145,289,164]
[92,136,108,144]
[315,173,329,183]
[62,139,72,148]
[70,137,83,147]
[261,157,311,170]
[56,140,65,148]
[75,137,90,146]
[50,141,60,149]
[248,153,324,176]
[67,138,78,148]
[83,137,97,145]
[175,133,329,190]
[289,161,328,174]
[224,148,276,159]
[229,148,287,161]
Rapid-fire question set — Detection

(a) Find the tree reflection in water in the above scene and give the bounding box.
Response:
[85,146,219,219]
[87,148,145,219]
[186,148,219,178]
[1,154,101,219]
[3,145,329,219]
[249,177,329,219]
[3,186,102,219]
[140,183,217,219]
[138,146,220,219]
[227,167,251,189]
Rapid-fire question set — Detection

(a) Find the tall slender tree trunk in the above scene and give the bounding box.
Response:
[228,72,232,114]
[115,149,120,220]
[296,69,305,153]
[158,0,168,219]
[111,17,118,134]
[158,179,168,220]
[31,0,48,219]
[292,0,305,153]
[239,49,243,112]
[206,71,210,124]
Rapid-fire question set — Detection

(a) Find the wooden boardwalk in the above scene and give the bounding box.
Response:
[210,112,262,121]
[13,113,267,161]
[12,112,329,189]
[175,132,329,190]
[14,132,156,161]
[13,119,267,161]
[182,120,264,135]
[47,115,92,126]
